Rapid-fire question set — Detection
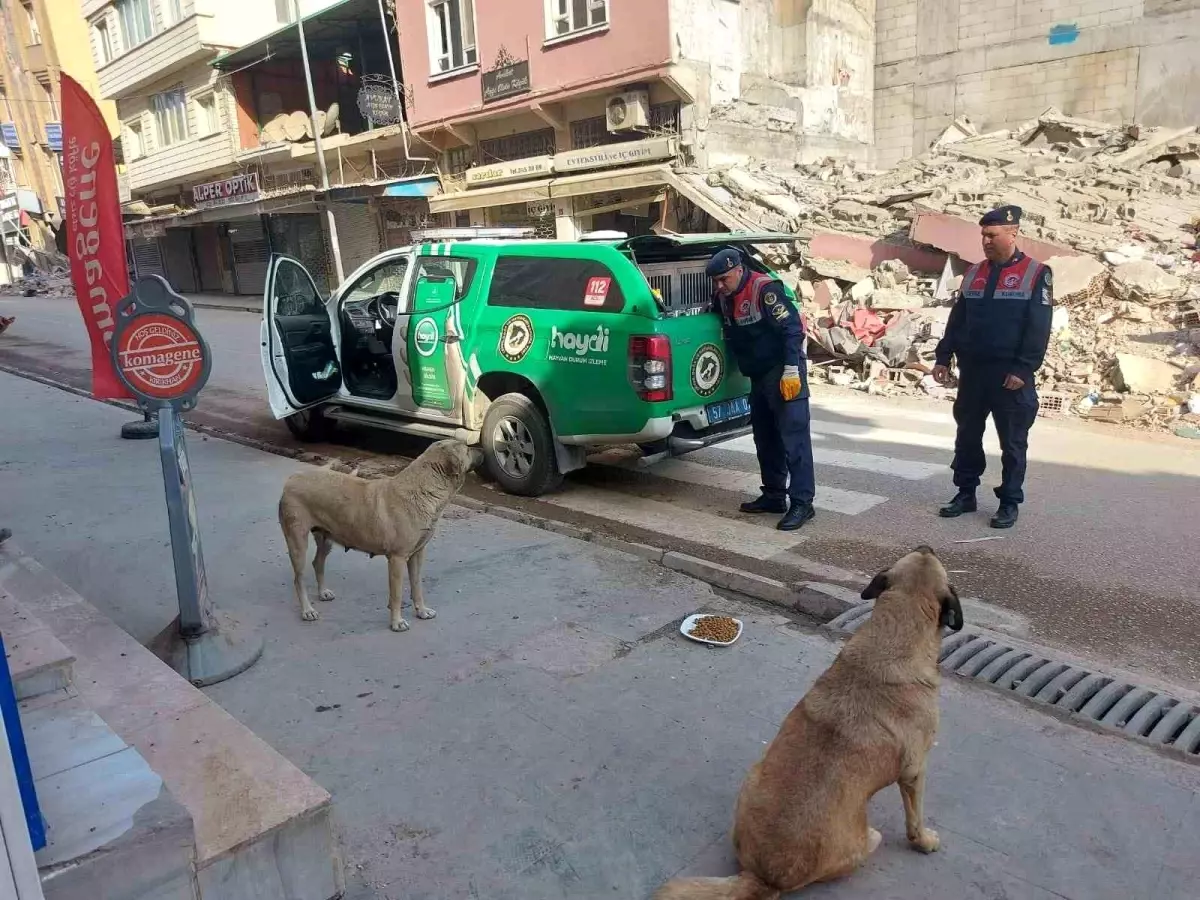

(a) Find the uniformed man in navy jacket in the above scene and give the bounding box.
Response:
[933,206,1054,529]
[708,247,816,531]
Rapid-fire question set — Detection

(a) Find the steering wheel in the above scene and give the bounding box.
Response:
[377,291,400,328]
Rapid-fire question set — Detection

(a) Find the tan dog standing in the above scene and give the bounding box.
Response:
[655,546,964,900]
[277,440,481,631]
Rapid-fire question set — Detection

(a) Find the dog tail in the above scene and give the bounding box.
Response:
[652,872,779,900]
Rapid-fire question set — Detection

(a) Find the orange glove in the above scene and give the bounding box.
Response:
[780,366,802,401]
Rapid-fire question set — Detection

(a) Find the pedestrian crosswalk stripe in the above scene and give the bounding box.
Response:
[706,439,944,481]
[811,399,956,426]
[606,458,888,516]
[543,488,806,559]
[810,419,953,451]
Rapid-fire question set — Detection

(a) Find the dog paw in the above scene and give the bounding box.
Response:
[909,828,940,854]
[867,828,883,854]
[319,589,335,602]
[301,608,319,622]
[416,607,437,620]
[390,619,410,633]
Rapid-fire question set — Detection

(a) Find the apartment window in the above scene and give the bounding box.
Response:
[24,4,41,44]
[195,93,218,136]
[547,0,607,39]
[116,0,154,49]
[94,20,114,64]
[125,120,144,159]
[152,87,188,147]
[427,0,477,75]
[163,0,184,27]
[275,0,295,24]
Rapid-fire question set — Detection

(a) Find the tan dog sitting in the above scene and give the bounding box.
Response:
[277,440,481,631]
[655,546,964,900]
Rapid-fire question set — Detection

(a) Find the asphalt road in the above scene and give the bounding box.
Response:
[2,293,1199,687]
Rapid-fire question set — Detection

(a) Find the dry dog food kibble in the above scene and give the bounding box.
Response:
[689,615,739,643]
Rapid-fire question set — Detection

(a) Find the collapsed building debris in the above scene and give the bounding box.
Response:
[685,107,1200,434]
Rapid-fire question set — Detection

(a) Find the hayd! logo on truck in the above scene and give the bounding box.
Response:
[549,325,609,365]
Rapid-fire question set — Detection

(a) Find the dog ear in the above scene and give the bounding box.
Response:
[939,584,964,631]
[861,571,889,600]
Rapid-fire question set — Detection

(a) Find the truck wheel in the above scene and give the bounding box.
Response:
[284,406,334,442]
[482,393,563,496]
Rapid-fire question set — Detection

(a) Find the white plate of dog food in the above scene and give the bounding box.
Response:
[681,613,744,647]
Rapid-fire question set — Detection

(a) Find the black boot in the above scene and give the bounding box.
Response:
[777,501,815,532]
[740,495,787,514]
[938,491,977,518]
[990,502,1019,529]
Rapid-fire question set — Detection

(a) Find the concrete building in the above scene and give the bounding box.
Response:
[98,0,437,296]
[0,0,119,264]
[874,0,1200,168]
[396,0,875,238]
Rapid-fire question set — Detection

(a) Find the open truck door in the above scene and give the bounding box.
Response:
[260,255,342,419]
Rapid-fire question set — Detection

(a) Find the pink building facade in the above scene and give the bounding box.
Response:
[393,0,875,238]
[394,0,698,239]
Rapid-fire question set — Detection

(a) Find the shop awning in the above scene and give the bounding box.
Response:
[383,178,440,198]
[428,178,552,214]
[429,163,677,215]
[323,175,441,203]
[548,164,672,200]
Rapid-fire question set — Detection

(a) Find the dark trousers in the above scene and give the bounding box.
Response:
[951,364,1039,504]
[749,369,816,505]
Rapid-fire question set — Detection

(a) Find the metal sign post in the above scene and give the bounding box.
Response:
[110,276,263,686]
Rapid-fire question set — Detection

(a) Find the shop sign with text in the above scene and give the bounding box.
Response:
[553,137,677,174]
[192,172,261,209]
[482,60,531,103]
[465,156,553,187]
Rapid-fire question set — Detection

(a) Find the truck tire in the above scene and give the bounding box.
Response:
[482,393,563,497]
[284,406,334,442]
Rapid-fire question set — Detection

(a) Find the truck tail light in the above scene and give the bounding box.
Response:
[629,334,673,402]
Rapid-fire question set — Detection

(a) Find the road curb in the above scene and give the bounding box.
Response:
[190,300,260,315]
[455,496,856,622]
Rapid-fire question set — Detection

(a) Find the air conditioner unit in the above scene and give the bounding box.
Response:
[605,90,650,133]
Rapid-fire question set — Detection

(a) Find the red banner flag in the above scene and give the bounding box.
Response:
[62,73,132,400]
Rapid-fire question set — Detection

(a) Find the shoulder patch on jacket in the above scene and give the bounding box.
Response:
[1041,268,1054,305]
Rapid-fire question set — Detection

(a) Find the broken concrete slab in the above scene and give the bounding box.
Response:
[869,289,925,311]
[1114,353,1182,393]
[813,279,842,310]
[1109,259,1185,304]
[1046,255,1109,305]
[909,205,1079,265]
[808,257,870,284]
[849,278,875,303]
[806,232,945,274]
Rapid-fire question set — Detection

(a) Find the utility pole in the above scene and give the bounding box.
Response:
[293,0,344,283]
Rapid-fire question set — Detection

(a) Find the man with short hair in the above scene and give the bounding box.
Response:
[707,247,816,531]
[933,205,1054,529]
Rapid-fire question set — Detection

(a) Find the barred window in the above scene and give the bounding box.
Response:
[569,102,680,149]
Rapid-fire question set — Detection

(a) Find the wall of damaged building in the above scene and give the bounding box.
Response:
[873,0,1200,167]
[670,0,874,168]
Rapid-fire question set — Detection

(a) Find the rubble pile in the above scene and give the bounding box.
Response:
[683,107,1200,435]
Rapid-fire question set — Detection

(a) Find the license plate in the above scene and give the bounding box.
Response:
[706,395,751,426]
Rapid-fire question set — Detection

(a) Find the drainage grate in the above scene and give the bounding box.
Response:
[826,605,1200,760]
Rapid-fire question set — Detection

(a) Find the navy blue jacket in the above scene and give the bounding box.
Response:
[711,270,805,381]
[935,251,1054,382]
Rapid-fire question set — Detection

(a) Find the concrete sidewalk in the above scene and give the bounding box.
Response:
[2,370,1198,900]
[182,292,261,314]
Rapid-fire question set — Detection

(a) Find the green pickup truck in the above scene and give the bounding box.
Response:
[260,228,800,496]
